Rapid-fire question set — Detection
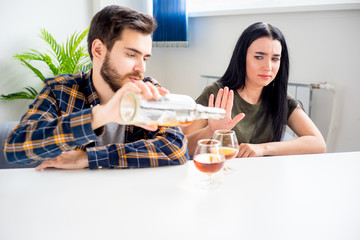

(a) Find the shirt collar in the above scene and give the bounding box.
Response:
[84,69,100,107]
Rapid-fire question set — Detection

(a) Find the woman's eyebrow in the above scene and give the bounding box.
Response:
[255,51,281,57]
[255,51,267,55]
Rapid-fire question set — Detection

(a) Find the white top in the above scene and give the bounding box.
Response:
[1,151,360,240]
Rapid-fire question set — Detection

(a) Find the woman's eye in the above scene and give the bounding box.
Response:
[126,53,135,57]
[255,56,263,60]
[272,57,280,62]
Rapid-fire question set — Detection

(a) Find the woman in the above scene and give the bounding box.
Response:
[183,22,326,157]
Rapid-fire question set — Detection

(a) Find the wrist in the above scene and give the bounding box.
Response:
[204,125,215,138]
[261,143,271,156]
[91,105,108,130]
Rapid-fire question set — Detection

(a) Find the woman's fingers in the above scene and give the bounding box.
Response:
[231,113,246,126]
[220,87,229,109]
[214,88,224,108]
[208,94,215,108]
[225,90,234,113]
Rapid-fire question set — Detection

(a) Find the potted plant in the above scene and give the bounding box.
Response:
[0,28,92,101]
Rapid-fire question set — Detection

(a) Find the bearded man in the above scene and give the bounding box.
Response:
[5,5,188,170]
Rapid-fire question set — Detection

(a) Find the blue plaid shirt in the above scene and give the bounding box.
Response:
[4,71,189,169]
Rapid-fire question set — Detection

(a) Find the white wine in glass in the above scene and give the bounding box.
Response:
[193,139,225,189]
[213,129,239,174]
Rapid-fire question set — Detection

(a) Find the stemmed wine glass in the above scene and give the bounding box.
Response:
[212,129,239,174]
[193,139,225,189]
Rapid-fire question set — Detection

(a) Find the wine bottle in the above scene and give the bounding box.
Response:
[119,92,226,126]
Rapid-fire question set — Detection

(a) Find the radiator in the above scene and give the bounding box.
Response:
[286,83,312,138]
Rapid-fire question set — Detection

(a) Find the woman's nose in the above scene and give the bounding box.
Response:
[263,59,272,71]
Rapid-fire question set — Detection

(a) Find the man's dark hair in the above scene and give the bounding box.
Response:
[87,5,157,59]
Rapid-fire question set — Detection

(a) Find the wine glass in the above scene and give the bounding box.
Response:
[212,129,239,174]
[193,139,225,189]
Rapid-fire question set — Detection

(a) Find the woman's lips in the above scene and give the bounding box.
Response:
[258,74,272,80]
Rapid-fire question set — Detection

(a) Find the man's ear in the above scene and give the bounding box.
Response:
[92,39,106,60]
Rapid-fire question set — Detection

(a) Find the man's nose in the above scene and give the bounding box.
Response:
[134,59,146,73]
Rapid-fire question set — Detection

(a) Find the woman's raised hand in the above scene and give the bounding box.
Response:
[207,87,245,132]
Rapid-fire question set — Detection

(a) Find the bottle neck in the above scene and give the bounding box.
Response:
[195,104,226,120]
[140,93,196,111]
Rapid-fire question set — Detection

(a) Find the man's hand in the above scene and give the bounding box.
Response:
[91,81,169,131]
[208,87,245,132]
[35,150,89,170]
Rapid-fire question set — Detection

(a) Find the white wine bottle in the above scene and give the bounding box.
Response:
[119,92,226,127]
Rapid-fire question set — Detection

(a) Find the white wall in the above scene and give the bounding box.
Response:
[0,0,93,121]
[146,9,360,153]
[0,1,359,153]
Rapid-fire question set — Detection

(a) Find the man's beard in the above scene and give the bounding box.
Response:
[100,53,143,92]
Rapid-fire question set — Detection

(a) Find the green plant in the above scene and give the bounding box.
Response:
[0,28,92,101]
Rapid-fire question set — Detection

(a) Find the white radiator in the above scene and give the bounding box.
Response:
[286,83,312,138]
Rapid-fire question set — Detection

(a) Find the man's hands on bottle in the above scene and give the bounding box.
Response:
[91,80,169,131]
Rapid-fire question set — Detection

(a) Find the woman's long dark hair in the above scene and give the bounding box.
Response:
[219,22,289,142]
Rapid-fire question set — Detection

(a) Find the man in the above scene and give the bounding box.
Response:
[4,5,189,170]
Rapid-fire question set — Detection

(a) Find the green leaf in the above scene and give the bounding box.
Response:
[71,29,89,57]
[81,62,93,72]
[0,86,39,102]
[40,28,62,67]
[17,58,45,81]
[14,51,43,61]
[7,28,91,101]
[42,54,59,76]
[25,86,39,96]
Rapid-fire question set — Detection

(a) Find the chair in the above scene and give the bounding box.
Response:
[0,121,39,169]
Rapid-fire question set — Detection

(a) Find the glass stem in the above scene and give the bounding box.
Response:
[208,174,213,185]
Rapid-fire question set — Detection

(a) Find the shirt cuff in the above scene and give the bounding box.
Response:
[86,146,110,169]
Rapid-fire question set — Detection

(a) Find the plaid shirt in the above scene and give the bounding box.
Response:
[4,71,189,169]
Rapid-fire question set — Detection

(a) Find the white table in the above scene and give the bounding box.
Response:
[1,151,360,240]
